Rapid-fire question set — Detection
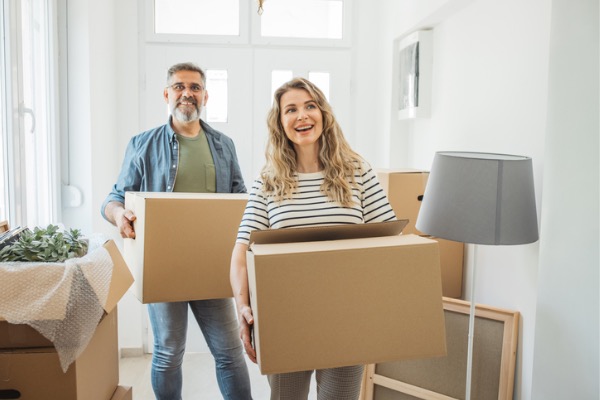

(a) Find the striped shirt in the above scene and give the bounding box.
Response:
[236,161,396,244]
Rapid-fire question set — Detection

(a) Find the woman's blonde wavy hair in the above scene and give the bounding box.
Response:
[261,77,363,207]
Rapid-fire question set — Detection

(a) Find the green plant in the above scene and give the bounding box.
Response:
[0,224,88,262]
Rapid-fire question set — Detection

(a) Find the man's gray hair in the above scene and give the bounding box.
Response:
[166,62,206,84]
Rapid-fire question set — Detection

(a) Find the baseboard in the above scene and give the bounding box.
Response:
[120,347,145,358]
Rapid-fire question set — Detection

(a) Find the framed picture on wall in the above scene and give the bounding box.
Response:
[396,30,432,119]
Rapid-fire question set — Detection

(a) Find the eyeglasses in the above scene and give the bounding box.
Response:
[167,83,205,93]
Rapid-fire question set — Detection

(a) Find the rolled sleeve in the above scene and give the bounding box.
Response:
[100,139,143,221]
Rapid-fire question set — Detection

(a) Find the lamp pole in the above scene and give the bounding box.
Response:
[465,244,478,400]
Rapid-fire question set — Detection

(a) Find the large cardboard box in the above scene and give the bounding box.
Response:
[246,221,447,374]
[111,385,133,400]
[124,192,249,303]
[0,240,134,349]
[377,169,464,298]
[0,309,119,400]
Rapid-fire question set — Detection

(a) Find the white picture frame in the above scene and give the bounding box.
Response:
[396,30,432,120]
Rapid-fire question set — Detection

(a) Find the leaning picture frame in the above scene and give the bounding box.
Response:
[395,30,432,120]
[361,297,520,400]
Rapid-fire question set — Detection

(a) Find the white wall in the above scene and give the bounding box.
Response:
[378,2,550,398]
[531,0,599,398]
[369,0,598,399]
[62,0,145,352]
[350,1,386,163]
[62,0,599,398]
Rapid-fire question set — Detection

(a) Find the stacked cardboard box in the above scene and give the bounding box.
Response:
[247,221,447,374]
[377,169,464,298]
[0,240,134,400]
[124,192,249,303]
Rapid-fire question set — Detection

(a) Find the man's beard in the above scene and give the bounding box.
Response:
[172,97,201,122]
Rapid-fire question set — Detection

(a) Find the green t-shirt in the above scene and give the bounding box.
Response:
[173,131,216,193]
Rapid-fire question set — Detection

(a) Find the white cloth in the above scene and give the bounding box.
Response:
[0,240,114,372]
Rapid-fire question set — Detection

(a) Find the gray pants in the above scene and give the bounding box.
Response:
[268,365,364,400]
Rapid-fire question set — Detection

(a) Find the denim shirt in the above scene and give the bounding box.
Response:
[101,118,247,221]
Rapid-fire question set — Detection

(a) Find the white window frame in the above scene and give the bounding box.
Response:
[143,0,352,48]
[0,0,60,227]
[0,0,22,226]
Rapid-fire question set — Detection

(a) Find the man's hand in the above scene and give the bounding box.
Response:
[116,208,137,239]
[105,201,137,239]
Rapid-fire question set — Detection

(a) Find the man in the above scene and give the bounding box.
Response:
[102,62,252,400]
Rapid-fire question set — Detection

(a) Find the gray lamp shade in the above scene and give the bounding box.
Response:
[416,152,539,245]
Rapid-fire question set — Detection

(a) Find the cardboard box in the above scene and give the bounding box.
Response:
[428,236,464,298]
[0,309,119,400]
[246,222,447,374]
[0,322,53,349]
[124,192,249,303]
[111,385,133,400]
[377,169,464,298]
[0,240,134,349]
[377,169,429,235]
[0,240,133,399]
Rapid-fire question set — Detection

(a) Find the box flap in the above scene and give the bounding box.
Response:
[125,191,248,201]
[110,386,133,400]
[103,240,134,313]
[376,168,428,174]
[249,219,408,246]
[250,233,434,256]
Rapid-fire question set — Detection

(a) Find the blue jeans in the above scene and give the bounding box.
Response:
[148,299,253,400]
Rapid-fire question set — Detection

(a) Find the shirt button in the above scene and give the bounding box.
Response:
[167,186,171,189]
[172,164,176,168]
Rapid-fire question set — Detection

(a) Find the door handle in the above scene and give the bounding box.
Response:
[18,103,36,133]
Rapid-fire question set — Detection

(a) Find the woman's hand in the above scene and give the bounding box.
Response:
[230,242,257,362]
[238,304,257,363]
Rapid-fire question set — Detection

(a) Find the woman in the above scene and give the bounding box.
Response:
[230,77,396,399]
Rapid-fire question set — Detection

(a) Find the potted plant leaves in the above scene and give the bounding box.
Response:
[0,224,88,262]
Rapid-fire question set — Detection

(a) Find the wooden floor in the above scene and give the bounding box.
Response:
[119,352,317,399]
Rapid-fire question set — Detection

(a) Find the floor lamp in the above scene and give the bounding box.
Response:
[416,151,539,400]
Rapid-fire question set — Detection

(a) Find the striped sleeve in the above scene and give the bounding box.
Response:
[358,161,397,223]
[236,178,269,245]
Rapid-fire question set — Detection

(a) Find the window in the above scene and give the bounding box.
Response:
[154,0,239,36]
[205,70,228,123]
[0,0,58,227]
[271,70,293,100]
[260,0,343,39]
[0,3,8,222]
[252,0,351,47]
[308,72,330,100]
[148,0,250,44]
[270,71,330,101]
[147,0,351,47]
